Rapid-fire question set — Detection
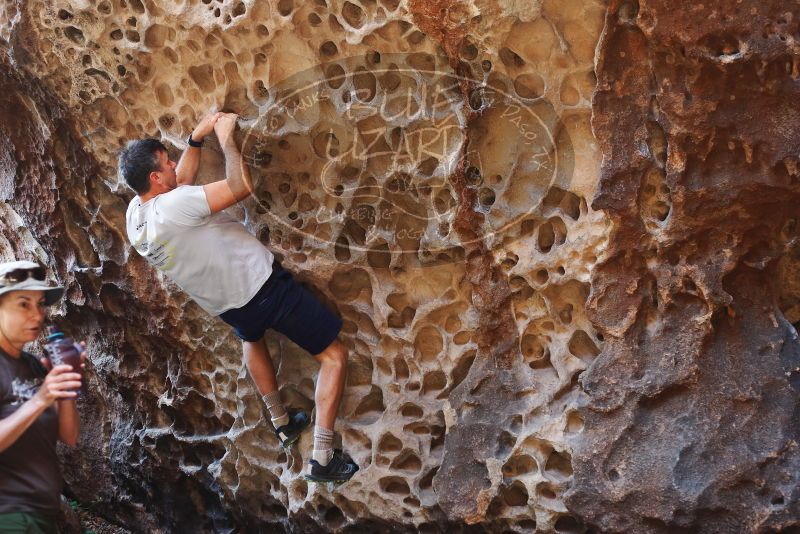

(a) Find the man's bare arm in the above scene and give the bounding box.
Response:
[176,111,222,186]
[203,113,254,214]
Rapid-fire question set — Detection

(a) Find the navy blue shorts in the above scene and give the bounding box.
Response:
[219,263,342,355]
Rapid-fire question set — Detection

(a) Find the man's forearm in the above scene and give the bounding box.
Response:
[176,146,202,185]
[57,400,80,446]
[222,143,253,201]
[0,397,49,453]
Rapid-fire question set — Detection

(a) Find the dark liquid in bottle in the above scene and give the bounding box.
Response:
[44,326,82,394]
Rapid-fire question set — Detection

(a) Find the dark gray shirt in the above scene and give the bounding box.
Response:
[0,349,61,516]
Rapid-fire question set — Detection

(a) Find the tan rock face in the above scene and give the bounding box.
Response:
[3,0,796,532]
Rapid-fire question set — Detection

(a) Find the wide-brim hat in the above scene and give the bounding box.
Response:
[0,260,64,306]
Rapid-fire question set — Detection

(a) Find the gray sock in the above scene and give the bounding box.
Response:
[262,391,289,428]
[312,425,335,466]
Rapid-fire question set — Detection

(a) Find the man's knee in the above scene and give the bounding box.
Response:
[242,338,267,358]
[318,339,347,367]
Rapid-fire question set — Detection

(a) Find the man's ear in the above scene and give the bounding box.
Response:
[148,170,161,188]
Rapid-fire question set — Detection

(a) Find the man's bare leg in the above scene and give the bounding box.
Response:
[243,339,288,428]
[311,339,348,466]
[243,338,279,394]
[313,339,348,428]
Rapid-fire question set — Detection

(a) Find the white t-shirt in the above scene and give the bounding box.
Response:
[125,185,273,316]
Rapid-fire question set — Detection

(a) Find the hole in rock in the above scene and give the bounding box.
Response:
[278,0,294,16]
[321,41,338,56]
[378,433,402,453]
[390,450,422,473]
[542,187,582,220]
[537,217,567,253]
[352,385,384,422]
[554,515,582,533]
[559,303,573,324]
[545,450,573,479]
[342,1,365,28]
[459,39,479,60]
[400,403,423,418]
[323,506,345,527]
[699,32,740,57]
[568,330,601,362]
[188,64,215,92]
[499,47,525,68]
[403,496,420,508]
[501,481,529,506]
[478,187,496,208]
[144,24,169,48]
[617,0,639,22]
[496,431,516,457]
[367,241,391,269]
[450,351,476,391]
[537,483,557,499]
[565,411,584,433]
[379,476,410,495]
[328,268,371,301]
[64,26,85,45]
[394,356,409,380]
[334,235,351,262]
[502,454,537,477]
[521,334,549,368]
[419,466,438,491]
[414,326,443,362]
[129,0,145,14]
[422,370,446,395]
[465,165,482,186]
[326,63,346,88]
[514,73,545,99]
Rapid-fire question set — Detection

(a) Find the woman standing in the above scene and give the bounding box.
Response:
[0,260,83,534]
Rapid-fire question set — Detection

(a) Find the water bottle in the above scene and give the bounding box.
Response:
[44,325,83,395]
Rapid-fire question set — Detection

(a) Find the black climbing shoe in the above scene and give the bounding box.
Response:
[304,449,359,484]
[273,409,310,448]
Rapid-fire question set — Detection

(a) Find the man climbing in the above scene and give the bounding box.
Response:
[119,111,358,484]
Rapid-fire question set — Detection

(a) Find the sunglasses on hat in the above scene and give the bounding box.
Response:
[0,266,46,286]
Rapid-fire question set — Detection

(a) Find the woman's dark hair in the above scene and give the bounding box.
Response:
[118,138,168,194]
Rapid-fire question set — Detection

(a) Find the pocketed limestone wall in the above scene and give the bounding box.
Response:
[0,0,797,532]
